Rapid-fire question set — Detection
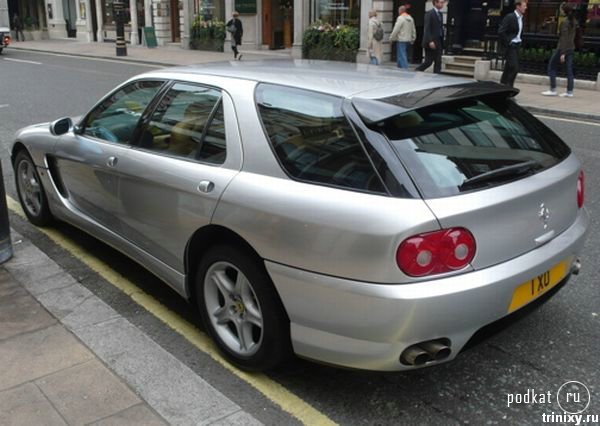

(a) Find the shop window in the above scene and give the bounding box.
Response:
[311,0,360,26]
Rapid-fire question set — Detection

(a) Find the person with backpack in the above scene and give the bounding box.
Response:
[226,11,243,60]
[367,10,383,65]
[389,5,417,69]
[542,3,578,97]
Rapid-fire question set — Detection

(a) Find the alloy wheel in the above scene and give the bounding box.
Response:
[17,158,43,218]
[204,261,264,356]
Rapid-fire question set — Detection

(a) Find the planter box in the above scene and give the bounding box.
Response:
[190,39,223,52]
[303,46,357,62]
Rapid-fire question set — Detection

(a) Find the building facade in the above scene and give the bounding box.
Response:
[3,0,599,59]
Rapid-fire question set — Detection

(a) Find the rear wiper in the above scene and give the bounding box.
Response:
[460,160,541,189]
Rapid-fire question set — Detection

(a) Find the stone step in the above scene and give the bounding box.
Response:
[445,62,476,71]
[451,55,480,64]
[442,68,476,78]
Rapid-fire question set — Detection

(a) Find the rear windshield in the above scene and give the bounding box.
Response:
[380,96,570,198]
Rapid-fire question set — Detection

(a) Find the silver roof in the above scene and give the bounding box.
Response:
[142,59,473,98]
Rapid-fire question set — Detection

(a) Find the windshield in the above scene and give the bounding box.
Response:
[379,96,570,198]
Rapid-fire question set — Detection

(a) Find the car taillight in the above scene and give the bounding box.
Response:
[3,35,10,45]
[577,170,585,209]
[396,228,476,277]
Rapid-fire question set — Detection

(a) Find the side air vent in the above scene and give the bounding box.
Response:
[46,156,69,198]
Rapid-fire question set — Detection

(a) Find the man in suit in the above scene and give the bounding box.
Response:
[498,0,528,87]
[416,0,446,73]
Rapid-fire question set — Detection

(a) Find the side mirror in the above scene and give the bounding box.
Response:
[50,117,73,136]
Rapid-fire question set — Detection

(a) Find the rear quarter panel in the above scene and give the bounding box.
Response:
[213,172,441,283]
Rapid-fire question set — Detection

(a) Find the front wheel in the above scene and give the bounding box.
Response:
[14,150,53,226]
[196,245,291,371]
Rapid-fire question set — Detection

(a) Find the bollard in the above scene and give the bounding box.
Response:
[0,161,13,263]
[114,0,128,57]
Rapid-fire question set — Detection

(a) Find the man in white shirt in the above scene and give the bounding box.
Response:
[498,0,528,87]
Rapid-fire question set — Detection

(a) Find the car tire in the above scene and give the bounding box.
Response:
[14,150,53,226]
[196,245,291,371]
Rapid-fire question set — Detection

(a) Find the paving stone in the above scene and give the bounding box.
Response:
[89,404,168,426]
[36,359,141,425]
[5,256,64,289]
[0,324,93,391]
[0,289,56,340]
[0,382,67,426]
[36,283,120,328]
[0,269,28,299]
[75,317,241,425]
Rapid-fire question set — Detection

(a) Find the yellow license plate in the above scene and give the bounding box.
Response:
[508,260,569,313]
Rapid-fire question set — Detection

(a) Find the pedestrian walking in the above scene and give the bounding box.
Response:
[367,10,384,65]
[416,0,445,73]
[498,0,528,87]
[389,5,417,69]
[12,14,25,42]
[226,11,243,60]
[542,3,577,97]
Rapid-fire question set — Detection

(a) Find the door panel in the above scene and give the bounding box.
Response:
[53,136,130,232]
[114,85,240,272]
[117,153,238,270]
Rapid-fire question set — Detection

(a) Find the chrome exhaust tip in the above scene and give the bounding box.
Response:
[419,340,451,361]
[400,339,452,366]
[400,345,431,366]
[571,259,581,275]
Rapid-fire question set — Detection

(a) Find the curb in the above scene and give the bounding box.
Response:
[9,45,170,67]
[521,105,600,123]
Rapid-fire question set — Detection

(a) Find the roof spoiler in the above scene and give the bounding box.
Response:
[352,81,519,126]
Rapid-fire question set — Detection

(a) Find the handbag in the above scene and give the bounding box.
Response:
[227,23,236,33]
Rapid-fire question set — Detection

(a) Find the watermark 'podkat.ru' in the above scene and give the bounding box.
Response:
[506,381,598,425]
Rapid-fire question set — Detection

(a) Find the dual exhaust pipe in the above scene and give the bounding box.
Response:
[400,339,451,366]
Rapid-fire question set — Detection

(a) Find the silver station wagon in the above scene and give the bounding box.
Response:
[12,61,589,371]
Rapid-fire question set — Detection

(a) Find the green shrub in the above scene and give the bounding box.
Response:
[302,21,359,62]
[190,15,225,52]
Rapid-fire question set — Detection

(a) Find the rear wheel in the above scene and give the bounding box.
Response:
[196,245,291,371]
[14,150,53,226]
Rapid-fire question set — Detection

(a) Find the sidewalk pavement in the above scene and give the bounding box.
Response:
[0,230,262,426]
[6,38,600,122]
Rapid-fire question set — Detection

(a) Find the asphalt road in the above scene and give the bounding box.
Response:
[1,50,599,425]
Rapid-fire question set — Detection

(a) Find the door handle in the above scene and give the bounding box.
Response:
[107,156,118,167]
[198,180,215,193]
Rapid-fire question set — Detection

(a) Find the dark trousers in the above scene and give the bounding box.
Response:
[548,49,574,92]
[500,44,520,87]
[416,42,443,73]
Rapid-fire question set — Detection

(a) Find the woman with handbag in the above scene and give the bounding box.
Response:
[226,11,244,60]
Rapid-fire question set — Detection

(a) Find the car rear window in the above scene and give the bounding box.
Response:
[379,96,571,198]
[256,84,386,194]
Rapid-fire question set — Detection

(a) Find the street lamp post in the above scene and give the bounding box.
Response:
[113,0,127,56]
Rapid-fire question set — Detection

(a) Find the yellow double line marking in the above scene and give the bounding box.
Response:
[7,196,335,426]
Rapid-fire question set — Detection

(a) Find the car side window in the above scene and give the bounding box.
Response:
[256,84,386,194]
[82,80,164,144]
[137,82,225,164]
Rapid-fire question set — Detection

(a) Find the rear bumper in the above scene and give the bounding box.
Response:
[266,209,589,371]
